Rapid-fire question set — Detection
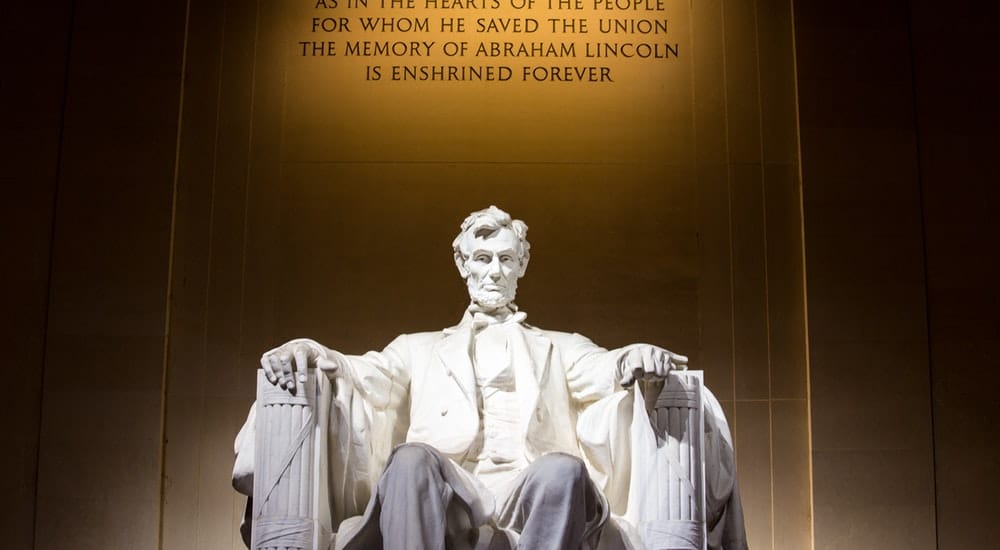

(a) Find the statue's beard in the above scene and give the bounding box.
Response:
[468,280,518,309]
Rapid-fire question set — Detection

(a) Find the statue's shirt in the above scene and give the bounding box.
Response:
[464,315,531,493]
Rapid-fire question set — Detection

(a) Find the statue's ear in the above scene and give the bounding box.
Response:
[454,251,470,278]
[517,255,529,278]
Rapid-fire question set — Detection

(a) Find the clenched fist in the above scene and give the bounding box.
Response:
[616,344,688,387]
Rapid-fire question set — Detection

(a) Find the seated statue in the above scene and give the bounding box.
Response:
[233,205,747,550]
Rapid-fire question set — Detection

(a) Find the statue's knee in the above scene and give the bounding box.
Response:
[379,444,449,509]
[528,453,588,489]
[385,443,439,478]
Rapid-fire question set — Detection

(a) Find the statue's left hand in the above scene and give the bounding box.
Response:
[617,344,688,387]
[260,338,328,394]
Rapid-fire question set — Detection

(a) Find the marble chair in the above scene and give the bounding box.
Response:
[234,369,742,550]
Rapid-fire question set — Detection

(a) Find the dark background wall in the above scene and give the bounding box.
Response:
[796,1,939,547]
[1,0,187,547]
[1,0,996,549]
[794,0,1000,547]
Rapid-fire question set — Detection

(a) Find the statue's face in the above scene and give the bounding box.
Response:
[459,226,524,309]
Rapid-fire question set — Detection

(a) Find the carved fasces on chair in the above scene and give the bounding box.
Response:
[253,368,333,550]
[637,371,707,550]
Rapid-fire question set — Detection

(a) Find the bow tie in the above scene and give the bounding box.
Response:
[467,304,527,330]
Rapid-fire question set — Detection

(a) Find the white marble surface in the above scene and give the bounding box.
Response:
[236,206,746,550]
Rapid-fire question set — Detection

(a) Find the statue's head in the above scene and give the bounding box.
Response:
[452,205,530,310]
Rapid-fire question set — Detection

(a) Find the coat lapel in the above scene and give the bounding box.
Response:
[508,326,553,436]
[522,327,552,384]
[435,325,477,406]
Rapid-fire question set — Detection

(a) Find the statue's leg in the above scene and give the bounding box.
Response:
[499,453,596,550]
[377,443,452,550]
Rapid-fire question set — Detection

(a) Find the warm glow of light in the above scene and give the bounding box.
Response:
[279,0,692,165]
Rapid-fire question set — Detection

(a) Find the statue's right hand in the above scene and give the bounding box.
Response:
[260,338,328,394]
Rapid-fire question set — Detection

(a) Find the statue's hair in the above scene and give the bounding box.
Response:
[452,205,530,265]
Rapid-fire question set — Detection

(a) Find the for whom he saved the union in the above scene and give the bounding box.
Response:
[233,205,748,550]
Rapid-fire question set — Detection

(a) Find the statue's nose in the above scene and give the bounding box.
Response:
[488,257,503,281]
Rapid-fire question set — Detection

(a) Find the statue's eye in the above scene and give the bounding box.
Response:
[500,255,514,263]
[474,254,491,263]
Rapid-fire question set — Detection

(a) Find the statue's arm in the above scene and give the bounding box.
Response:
[558,333,619,403]
[323,335,411,411]
[559,332,688,403]
[259,335,412,412]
